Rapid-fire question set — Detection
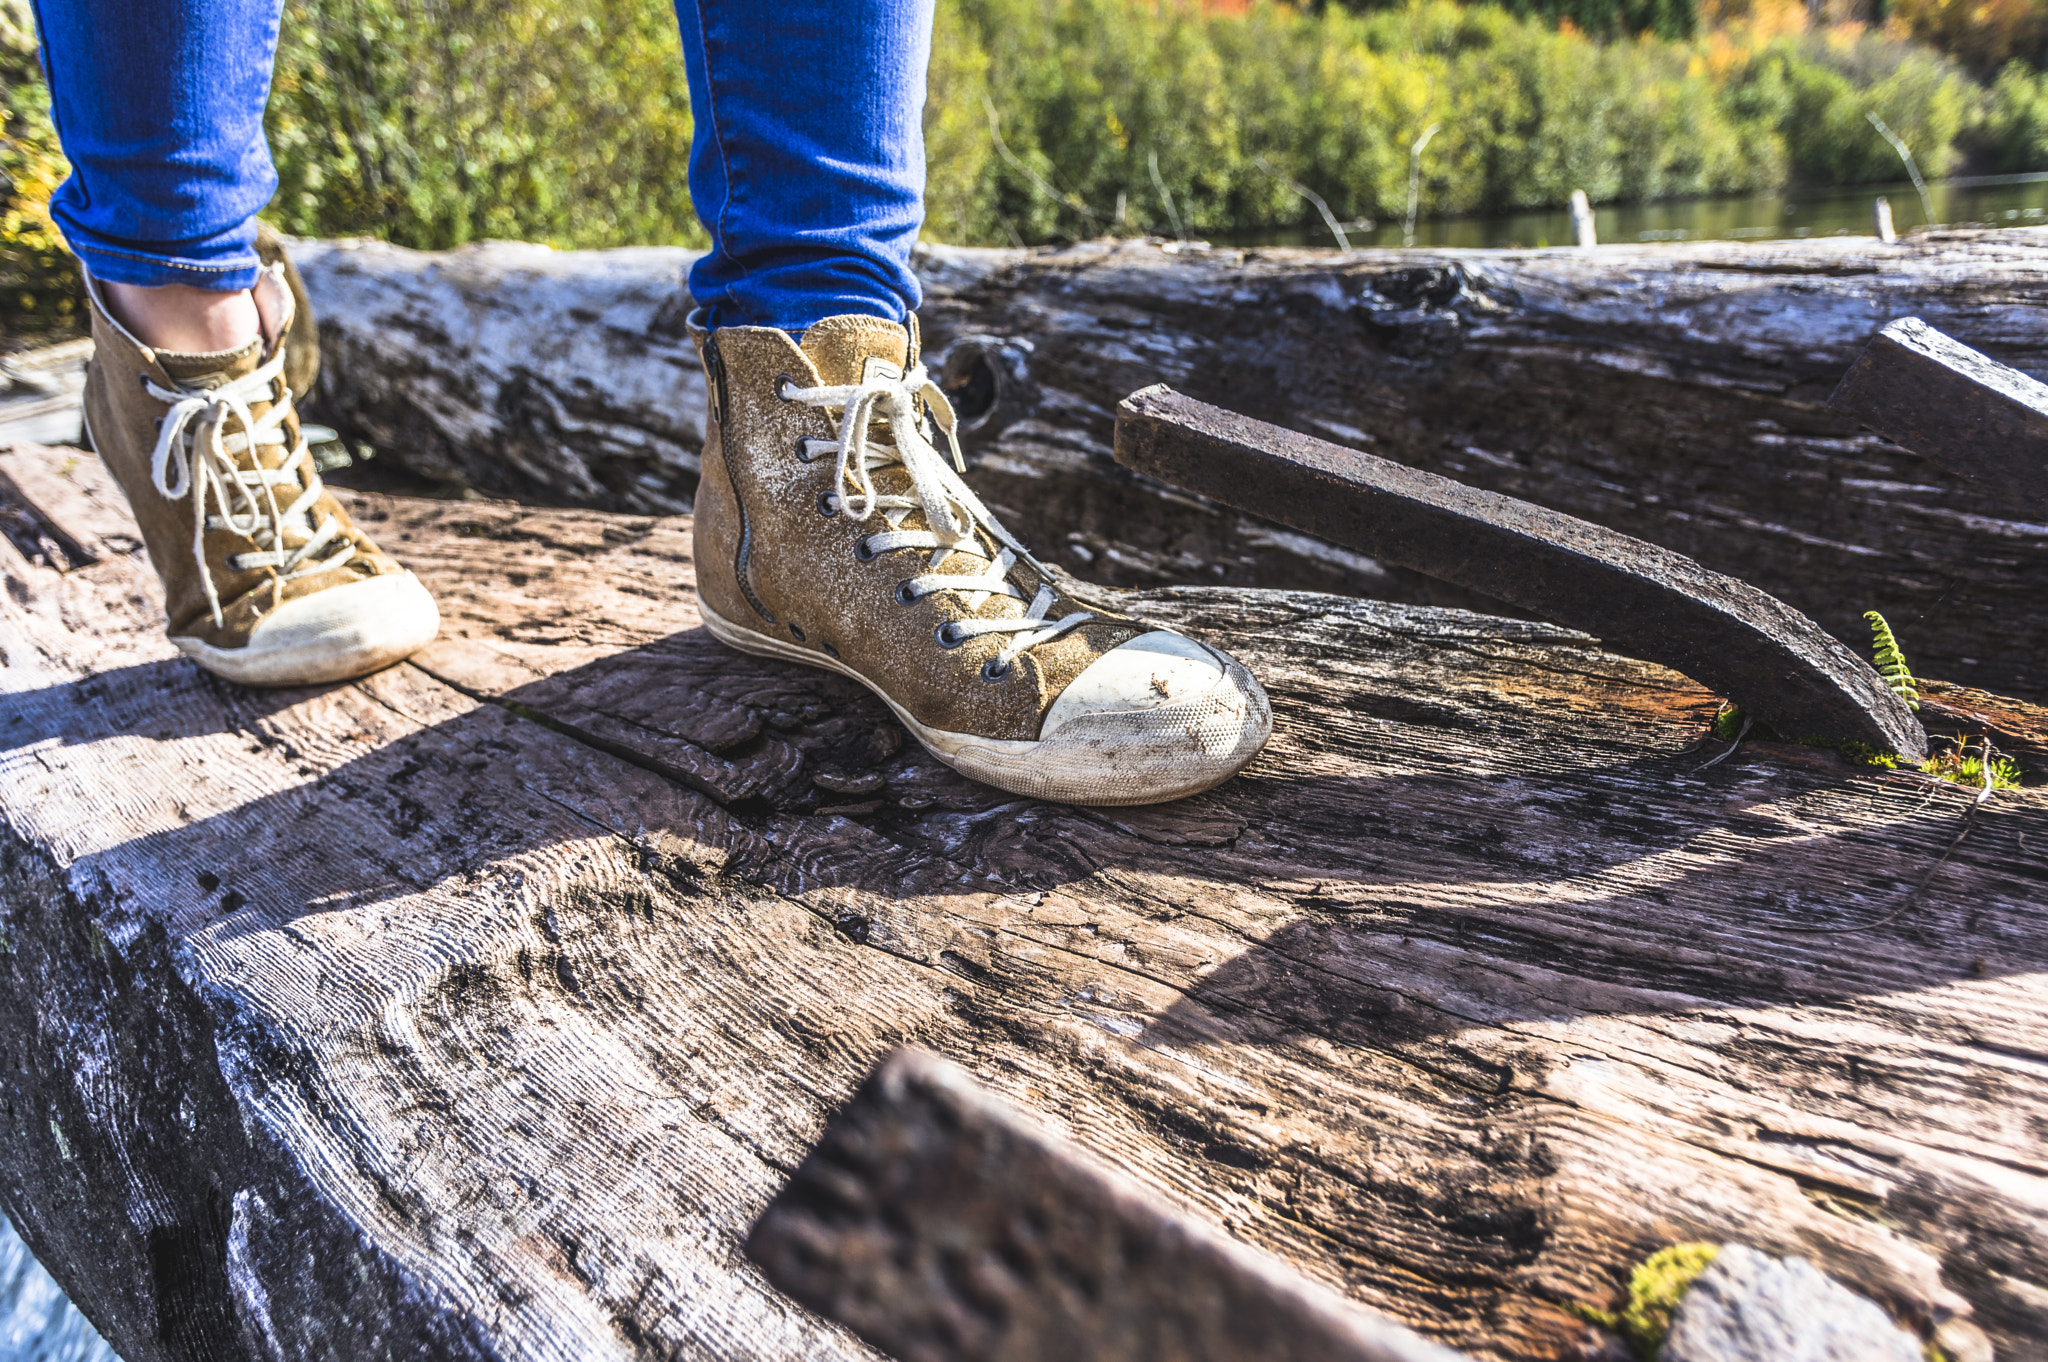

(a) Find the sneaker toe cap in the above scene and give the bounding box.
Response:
[178,572,441,686]
[1028,630,1272,803]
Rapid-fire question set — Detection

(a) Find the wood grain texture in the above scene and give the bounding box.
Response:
[1,440,2044,1362]
[1111,385,1923,759]
[1829,317,2048,517]
[296,229,2048,702]
[747,1047,1465,1362]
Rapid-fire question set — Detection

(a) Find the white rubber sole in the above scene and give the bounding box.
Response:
[172,571,442,687]
[699,598,1272,806]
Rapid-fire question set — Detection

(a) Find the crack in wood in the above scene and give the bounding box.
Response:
[0,441,2040,1361]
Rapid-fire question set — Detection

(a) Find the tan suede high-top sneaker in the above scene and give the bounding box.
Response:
[82,267,439,685]
[693,313,1272,806]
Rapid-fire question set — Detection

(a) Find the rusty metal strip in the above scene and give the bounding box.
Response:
[1828,317,2048,518]
[748,1048,1467,1362]
[1112,386,1926,760]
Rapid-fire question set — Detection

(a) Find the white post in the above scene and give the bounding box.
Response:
[1404,123,1440,248]
[1570,189,1597,249]
[1873,196,1897,244]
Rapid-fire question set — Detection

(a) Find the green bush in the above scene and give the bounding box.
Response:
[1981,57,2048,167]
[264,0,706,250]
[926,0,1992,241]
[1767,28,1979,182]
[0,0,2036,292]
[1367,0,1698,41]
[0,0,79,344]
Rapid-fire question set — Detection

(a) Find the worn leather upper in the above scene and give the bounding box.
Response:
[692,316,1148,742]
[82,272,405,649]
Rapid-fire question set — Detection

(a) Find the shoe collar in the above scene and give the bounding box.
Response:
[687,307,922,387]
[83,264,295,388]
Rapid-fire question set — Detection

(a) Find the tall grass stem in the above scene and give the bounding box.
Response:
[1405,123,1441,248]
[983,95,1105,229]
[1866,112,1936,227]
[1253,157,1349,252]
[1147,149,1187,242]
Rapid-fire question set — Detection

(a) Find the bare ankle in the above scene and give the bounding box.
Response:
[102,281,261,355]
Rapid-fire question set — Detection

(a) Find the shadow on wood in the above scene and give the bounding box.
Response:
[0,441,2040,1362]
[748,1047,1465,1362]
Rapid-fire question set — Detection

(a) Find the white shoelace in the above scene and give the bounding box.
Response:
[146,347,353,626]
[783,361,1094,673]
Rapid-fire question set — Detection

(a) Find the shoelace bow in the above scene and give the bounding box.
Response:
[146,347,353,626]
[783,362,1094,672]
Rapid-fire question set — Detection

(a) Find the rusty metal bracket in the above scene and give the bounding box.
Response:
[1113,386,1926,760]
[747,1048,1466,1362]
[1828,316,2048,519]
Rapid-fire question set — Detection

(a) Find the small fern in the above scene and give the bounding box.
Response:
[1864,611,1919,710]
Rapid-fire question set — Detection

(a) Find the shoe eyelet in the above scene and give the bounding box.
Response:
[775,373,796,402]
[794,436,814,463]
[853,537,878,562]
[789,623,806,641]
[822,641,840,659]
[980,657,1011,682]
[817,490,838,518]
[935,621,966,649]
[894,580,918,605]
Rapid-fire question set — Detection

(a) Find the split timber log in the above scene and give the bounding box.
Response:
[1112,386,1925,759]
[2,440,2046,1362]
[1829,317,2048,517]
[748,1047,1465,1362]
[293,229,2048,704]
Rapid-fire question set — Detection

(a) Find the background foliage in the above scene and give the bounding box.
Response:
[1,0,76,342]
[265,0,703,249]
[931,0,2026,241]
[9,0,2048,345]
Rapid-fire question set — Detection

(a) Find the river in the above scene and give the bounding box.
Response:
[1233,171,2048,249]
[0,1214,116,1362]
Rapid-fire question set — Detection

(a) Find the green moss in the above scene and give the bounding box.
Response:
[1711,703,1747,743]
[1921,738,2023,790]
[1617,1242,1721,1360]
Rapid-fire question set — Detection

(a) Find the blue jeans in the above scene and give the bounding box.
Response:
[30,0,930,331]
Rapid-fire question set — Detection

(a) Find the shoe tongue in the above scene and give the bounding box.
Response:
[799,315,910,387]
[157,336,263,388]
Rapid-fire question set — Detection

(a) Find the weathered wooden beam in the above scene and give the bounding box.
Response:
[748,1047,1466,1362]
[292,231,2048,703]
[1114,385,1926,760]
[1828,316,2048,518]
[2,439,2039,1362]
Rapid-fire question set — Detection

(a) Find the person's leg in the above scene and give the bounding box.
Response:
[34,0,440,684]
[675,1,1274,804]
[31,0,279,349]
[673,0,931,331]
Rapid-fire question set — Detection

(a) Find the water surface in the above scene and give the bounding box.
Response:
[1232,171,2048,249]
[0,1213,118,1362]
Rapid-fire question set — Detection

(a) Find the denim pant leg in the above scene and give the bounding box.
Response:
[675,0,932,332]
[32,0,280,291]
